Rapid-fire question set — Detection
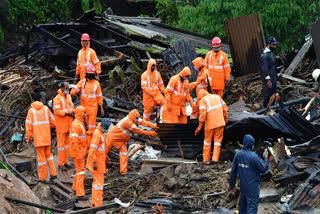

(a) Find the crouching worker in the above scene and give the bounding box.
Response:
[229,134,269,214]
[106,109,158,175]
[194,89,228,162]
[86,118,110,207]
[70,106,88,200]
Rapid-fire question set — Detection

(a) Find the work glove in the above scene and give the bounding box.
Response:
[150,123,159,129]
[194,128,201,136]
[147,131,157,137]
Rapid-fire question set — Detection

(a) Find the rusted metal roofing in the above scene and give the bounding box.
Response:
[224,12,265,76]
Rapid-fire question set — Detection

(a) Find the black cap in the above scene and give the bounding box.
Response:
[267,37,278,45]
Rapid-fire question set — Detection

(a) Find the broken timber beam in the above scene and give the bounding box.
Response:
[65,203,119,213]
[33,25,78,54]
[278,73,307,84]
[88,20,132,41]
[284,38,313,76]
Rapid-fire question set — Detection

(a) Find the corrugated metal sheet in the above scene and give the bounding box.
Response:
[224,13,265,76]
[311,20,320,65]
[158,120,204,159]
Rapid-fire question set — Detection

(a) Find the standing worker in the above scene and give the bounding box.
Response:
[70,106,88,200]
[141,59,166,121]
[105,109,158,175]
[190,57,212,119]
[53,82,75,171]
[204,37,231,98]
[162,67,194,124]
[229,134,269,214]
[71,65,104,145]
[74,33,101,83]
[194,89,228,162]
[261,37,278,108]
[86,118,110,207]
[26,93,57,182]
[31,79,48,105]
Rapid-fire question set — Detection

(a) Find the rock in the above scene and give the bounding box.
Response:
[174,165,184,176]
[164,177,177,190]
[190,173,209,182]
[176,178,187,188]
[193,167,202,174]
[32,182,55,206]
[0,169,40,214]
[160,166,174,178]
[259,187,281,203]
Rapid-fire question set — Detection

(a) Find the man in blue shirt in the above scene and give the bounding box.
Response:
[229,134,269,214]
[260,37,278,108]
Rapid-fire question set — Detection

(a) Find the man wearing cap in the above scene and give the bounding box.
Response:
[204,37,231,98]
[71,65,104,146]
[74,33,101,84]
[260,37,278,108]
[312,69,320,92]
[86,118,110,207]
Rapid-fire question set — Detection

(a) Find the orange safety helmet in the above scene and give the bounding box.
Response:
[81,33,90,41]
[212,37,222,47]
[86,65,96,74]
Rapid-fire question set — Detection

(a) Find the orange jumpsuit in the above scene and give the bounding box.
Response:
[70,106,87,197]
[105,110,157,175]
[204,50,231,98]
[53,89,74,167]
[190,57,212,119]
[162,67,194,124]
[71,79,103,145]
[26,101,57,180]
[86,123,107,207]
[199,91,228,162]
[141,59,166,121]
[76,41,101,81]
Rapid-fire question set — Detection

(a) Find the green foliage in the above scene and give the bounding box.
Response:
[93,0,103,15]
[81,0,91,13]
[0,24,4,46]
[157,0,318,51]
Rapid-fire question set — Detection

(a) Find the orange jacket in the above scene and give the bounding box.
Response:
[106,115,156,150]
[70,106,87,158]
[86,123,108,173]
[26,101,55,147]
[204,50,231,90]
[165,67,193,116]
[192,57,212,95]
[53,89,75,134]
[76,41,101,80]
[71,79,103,116]
[141,59,166,107]
[199,94,228,130]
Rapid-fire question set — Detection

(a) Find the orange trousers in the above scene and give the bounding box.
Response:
[203,126,224,162]
[92,172,104,207]
[212,89,223,98]
[86,114,97,147]
[36,146,57,180]
[105,142,128,175]
[57,133,70,166]
[72,158,85,196]
[143,105,154,121]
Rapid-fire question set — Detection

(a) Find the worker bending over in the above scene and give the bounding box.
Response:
[162,67,194,124]
[190,57,212,119]
[205,37,231,98]
[71,65,104,145]
[195,89,228,162]
[141,59,166,121]
[26,93,57,182]
[75,33,101,83]
[86,118,110,207]
[70,106,88,200]
[53,82,74,171]
[105,109,158,175]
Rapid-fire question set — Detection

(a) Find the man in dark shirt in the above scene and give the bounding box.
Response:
[260,37,278,108]
[229,134,269,214]
[31,79,47,105]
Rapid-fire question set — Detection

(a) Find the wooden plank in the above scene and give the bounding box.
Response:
[284,38,313,76]
[278,73,307,84]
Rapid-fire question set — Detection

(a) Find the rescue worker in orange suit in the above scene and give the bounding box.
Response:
[105,109,158,175]
[71,65,104,146]
[162,67,194,124]
[53,82,75,171]
[74,33,101,83]
[190,57,212,120]
[195,89,228,162]
[141,59,166,121]
[86,118,110,207]
[70,106,88,200]
[204,37,231,98]
[26,92,57,182]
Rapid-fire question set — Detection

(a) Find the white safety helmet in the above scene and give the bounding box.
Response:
[312,69,320,81]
